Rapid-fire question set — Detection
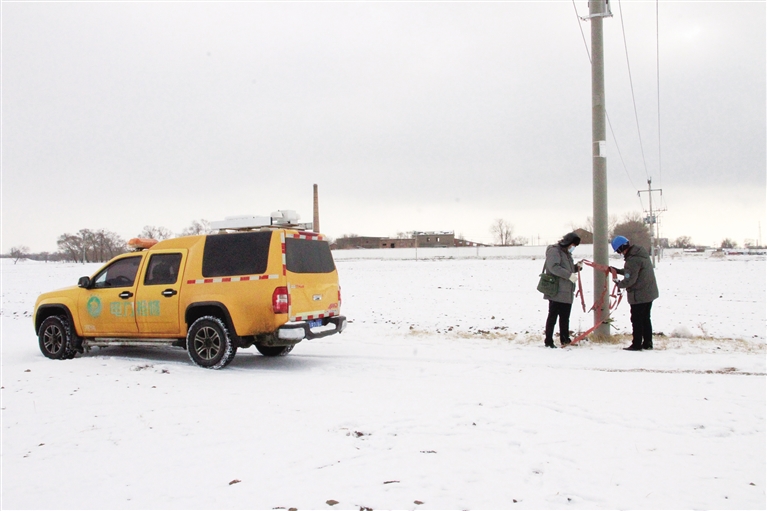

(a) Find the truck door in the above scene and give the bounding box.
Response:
[78,255,143,336]
[135,250,188,335]
[284,235,340,322]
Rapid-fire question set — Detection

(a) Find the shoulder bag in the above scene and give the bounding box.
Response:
[537,261,558,296]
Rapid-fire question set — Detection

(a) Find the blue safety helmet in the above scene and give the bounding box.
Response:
[611,236,629,253]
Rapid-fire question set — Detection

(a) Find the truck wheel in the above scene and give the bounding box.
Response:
[38,315,77,360]
[187,316,237,369]
[255,343,294,357]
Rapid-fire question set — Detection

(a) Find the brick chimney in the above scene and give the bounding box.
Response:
[313,184,320,233]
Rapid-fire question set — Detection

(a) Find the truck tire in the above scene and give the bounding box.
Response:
[187,316,237,369]
[38,315,78,360]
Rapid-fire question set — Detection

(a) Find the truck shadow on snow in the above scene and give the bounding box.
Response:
[74,345,321,371]
[227,351,319,370]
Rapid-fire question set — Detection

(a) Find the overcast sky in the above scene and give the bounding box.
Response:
[2,1,765,252]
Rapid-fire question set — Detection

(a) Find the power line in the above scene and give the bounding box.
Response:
[655,0,667,211]
[607,112,643,200]
[655,0,662,186]
[571,0,641,196]
[575,0,668,246]
[617,0,651,182]
[572,0,591,58]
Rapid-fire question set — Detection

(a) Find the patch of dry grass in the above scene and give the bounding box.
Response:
[406,326,766,353]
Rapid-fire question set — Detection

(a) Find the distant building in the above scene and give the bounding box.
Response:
[380,237,416,249]
[333,236,384,250]
[415,231,454,248]
[453,237,487,247]
[332,231,485,249]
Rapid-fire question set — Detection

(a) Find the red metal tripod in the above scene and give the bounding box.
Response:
[570,259,623,345]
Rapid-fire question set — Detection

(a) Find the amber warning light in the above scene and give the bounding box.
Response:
[127,238,159,251]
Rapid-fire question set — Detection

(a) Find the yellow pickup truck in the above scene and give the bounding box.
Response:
[34,220,346,369]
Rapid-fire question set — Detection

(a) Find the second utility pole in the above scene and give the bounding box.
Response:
[638,177,664,267]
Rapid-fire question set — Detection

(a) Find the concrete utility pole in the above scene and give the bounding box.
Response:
[313,184,320,233]
[638,177,664,267]
[589,0,612,339]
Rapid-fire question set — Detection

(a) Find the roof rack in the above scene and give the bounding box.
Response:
[211,211,314,232]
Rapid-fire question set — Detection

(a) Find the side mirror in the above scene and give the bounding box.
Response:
[78,276,91,288]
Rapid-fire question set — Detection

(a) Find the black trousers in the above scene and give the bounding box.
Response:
[545,300,572,345]
[630,301,654,349]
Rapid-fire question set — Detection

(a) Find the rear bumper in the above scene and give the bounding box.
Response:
[277,316,347,342]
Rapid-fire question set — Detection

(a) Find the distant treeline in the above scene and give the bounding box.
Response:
[5,220,210,264]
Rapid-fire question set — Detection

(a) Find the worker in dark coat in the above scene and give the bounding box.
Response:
[542,232,582,348]
[610,236,660,351]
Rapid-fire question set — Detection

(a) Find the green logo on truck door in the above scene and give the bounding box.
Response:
[87,296,102,318]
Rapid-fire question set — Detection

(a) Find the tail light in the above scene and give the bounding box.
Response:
[272,286,289,314]
[338,286,342,307]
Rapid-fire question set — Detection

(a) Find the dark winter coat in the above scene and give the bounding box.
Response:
[543,244,578,304]
[616,245,659,305]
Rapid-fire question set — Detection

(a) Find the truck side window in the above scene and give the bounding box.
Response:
[202,232,271,277]
[93,256,142,288]
[144,253,182,285]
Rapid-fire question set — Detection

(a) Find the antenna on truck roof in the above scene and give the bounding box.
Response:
[210,210,314,232]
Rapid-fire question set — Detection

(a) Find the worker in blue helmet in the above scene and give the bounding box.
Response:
[610,236,659,351]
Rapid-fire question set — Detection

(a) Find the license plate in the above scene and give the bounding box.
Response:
[308,319,323,328]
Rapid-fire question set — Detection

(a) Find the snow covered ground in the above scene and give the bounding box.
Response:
[2,253,765,510]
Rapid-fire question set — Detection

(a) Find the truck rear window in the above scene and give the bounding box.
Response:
[202,232,272,277]
[285,238,335,274]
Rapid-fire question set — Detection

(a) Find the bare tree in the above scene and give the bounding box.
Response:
[57,233,85,262]
[10,245,30,264]
[490,219,514,246]
[180,219,211,236]
[720,238,737,249]
[79,229,97,262]
[139,225,173,241]
[612,212,652,250]
[98,230,126,260]
[672,236,694,249]
[91,229,111,261]
[56,229,126,263]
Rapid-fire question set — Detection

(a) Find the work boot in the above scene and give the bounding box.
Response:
[642,344,653,350]
[544,341,557,349]
[623,345,642,351]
